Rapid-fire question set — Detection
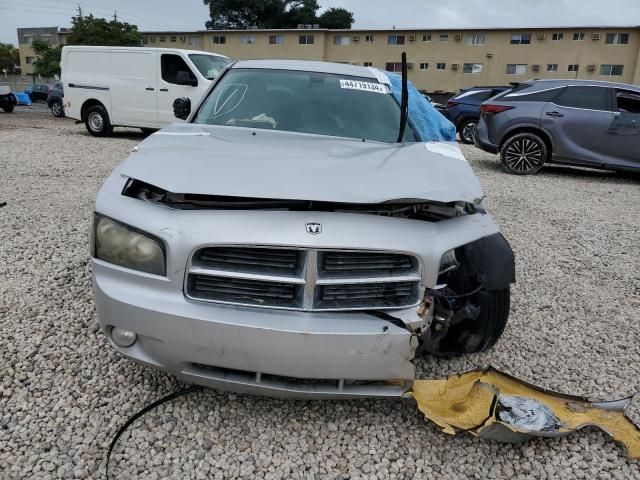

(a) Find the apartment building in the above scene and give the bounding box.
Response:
[16,27,64,75]
[19,25,640,91]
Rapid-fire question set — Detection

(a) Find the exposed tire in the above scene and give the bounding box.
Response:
[50,99,64,117]
[424,288,511,356]
[458,119,477,144]
[2,105,14,113]
[500,132,547,175]
[85,105,112,137]
[140,128,158,136]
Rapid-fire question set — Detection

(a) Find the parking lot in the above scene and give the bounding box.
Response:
[1,105,639,479]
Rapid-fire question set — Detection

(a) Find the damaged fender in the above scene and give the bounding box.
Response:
[410,367,640,458]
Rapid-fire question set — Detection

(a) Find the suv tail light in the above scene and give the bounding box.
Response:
[481,104,515,114]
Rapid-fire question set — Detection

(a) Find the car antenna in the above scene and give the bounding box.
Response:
[396,52,409,143]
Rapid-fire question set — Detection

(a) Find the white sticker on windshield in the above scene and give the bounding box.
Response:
[339,79,389,94]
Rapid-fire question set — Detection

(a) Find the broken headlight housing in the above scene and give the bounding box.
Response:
[93,214,166,276]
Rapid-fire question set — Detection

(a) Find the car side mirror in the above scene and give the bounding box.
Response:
[176,71,197,87]
[173,97,191,120]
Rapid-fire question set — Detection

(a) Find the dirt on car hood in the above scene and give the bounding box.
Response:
[120,123,485,205]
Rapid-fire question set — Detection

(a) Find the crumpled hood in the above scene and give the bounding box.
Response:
[120,123,485,204]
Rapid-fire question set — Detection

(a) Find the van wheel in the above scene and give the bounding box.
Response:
[500,133,547,175]
[459,119,477,144]
[3,105,14,113]
[85,105,113,137]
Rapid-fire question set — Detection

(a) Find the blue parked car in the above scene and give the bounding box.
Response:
[443,86,510,144]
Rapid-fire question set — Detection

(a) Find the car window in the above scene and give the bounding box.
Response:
[616,90,640,114]
[161,54,197,85]
[503,87,563,102]
[554,86,610,111]
[194,68,418,143]
[188,54,230,80]
[470,90,495,102]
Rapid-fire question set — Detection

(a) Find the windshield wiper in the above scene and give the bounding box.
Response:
[396,52,409,143]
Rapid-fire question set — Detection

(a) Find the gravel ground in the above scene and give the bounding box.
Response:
[1,105,639,479]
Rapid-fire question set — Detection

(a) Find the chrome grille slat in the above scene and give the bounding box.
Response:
[187,247,421,311]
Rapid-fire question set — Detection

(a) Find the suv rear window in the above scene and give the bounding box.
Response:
[554,86,610,111]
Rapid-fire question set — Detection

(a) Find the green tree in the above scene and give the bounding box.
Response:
[31,40,63,77]
[203,0,354,29]
[318,7,354,29]
[66,14,142,46]
[0,43,20,73]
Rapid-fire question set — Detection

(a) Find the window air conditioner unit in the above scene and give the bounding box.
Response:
[451,63,459,70]
[592,33,601,41]
[179,36,186,41]
[455,34,462,41]
[532,64,540,71]
[352,35,360,42]
[408,35,416,42]
[537,33,546,40]
[587,64,596,72]
[486,53,493,58]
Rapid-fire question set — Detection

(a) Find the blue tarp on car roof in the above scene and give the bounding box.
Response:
[380,70,456,143]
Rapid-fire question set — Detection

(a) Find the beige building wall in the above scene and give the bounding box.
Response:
[17,27,62,75]
[27,25,640,91]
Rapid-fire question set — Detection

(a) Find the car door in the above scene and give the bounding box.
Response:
[541,85,614,167]
[606,88,640,171]
[157,53,200,126]
[110,50,159,127]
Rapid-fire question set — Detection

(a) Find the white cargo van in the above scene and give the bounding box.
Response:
[61,46,231,136]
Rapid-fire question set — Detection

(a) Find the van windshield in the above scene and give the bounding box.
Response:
[188,54,230,80]
[193,68,417,143]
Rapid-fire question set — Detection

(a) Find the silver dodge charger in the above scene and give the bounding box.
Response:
[91,60,515,399]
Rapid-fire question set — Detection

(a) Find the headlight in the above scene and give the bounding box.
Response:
[439,249,458,275]
[93,214,166,275]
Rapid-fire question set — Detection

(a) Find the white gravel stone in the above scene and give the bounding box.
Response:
[1,105,639,479]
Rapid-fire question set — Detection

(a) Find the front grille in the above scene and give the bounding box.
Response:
[186,246,421,311]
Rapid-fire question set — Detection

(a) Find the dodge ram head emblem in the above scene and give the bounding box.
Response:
[306,223,322,235]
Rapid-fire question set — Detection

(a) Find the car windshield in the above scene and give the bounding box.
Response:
[193,68,417,143]
[188,54,230,80]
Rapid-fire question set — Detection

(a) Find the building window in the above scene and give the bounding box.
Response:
[468,34,486,45]
[149,36,155,43]
[601,64,624,75]
[365,35,374,43]
[568,64,579,72]
[25,56,35,65]
[363,61,373,67]
[40,35,52,44]
[463,63,483,74]
[142,37,148,44]
[439,34,448,42]
[188,35,201,46]
[213,35,226,45]
[388,35,405,45]
[23,35,33,45]
[573,32,585,41]
[240,35,255,45]
[385,62,402,72]
[299,34,314,45]
[333,35,350,46]
[606,33,629,44]
[159,36,166,42]
[419,62,429,70]
[269,35,284,45]
[436,62,446,70]
[170,36,177,43]
[422,34,431,42]
[547,64,558,72]
[510,34,531,44]
[506,64,527,75]
[552,33,564,41]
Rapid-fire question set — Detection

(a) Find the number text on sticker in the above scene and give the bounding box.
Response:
[339,80,389,94]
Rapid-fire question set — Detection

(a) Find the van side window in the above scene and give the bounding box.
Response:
[554,86,610,111]
[161,54,197,85]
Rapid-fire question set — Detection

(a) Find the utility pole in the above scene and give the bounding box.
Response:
[113,10,118,21]
[77,4,83,19]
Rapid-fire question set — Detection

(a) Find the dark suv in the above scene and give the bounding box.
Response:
[46,81,64,117]
[443,86,510,143]
[475,79,640,174]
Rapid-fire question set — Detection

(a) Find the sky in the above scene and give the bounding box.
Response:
[1,0,639,45]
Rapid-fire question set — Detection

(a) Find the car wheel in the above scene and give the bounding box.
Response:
[50,100,64,117]
[140,128,158,136]
[423,288,511,356]
[500,132,547,175]
[2,105,14,113]
[459,119,477,144]
[85,105,113,137]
